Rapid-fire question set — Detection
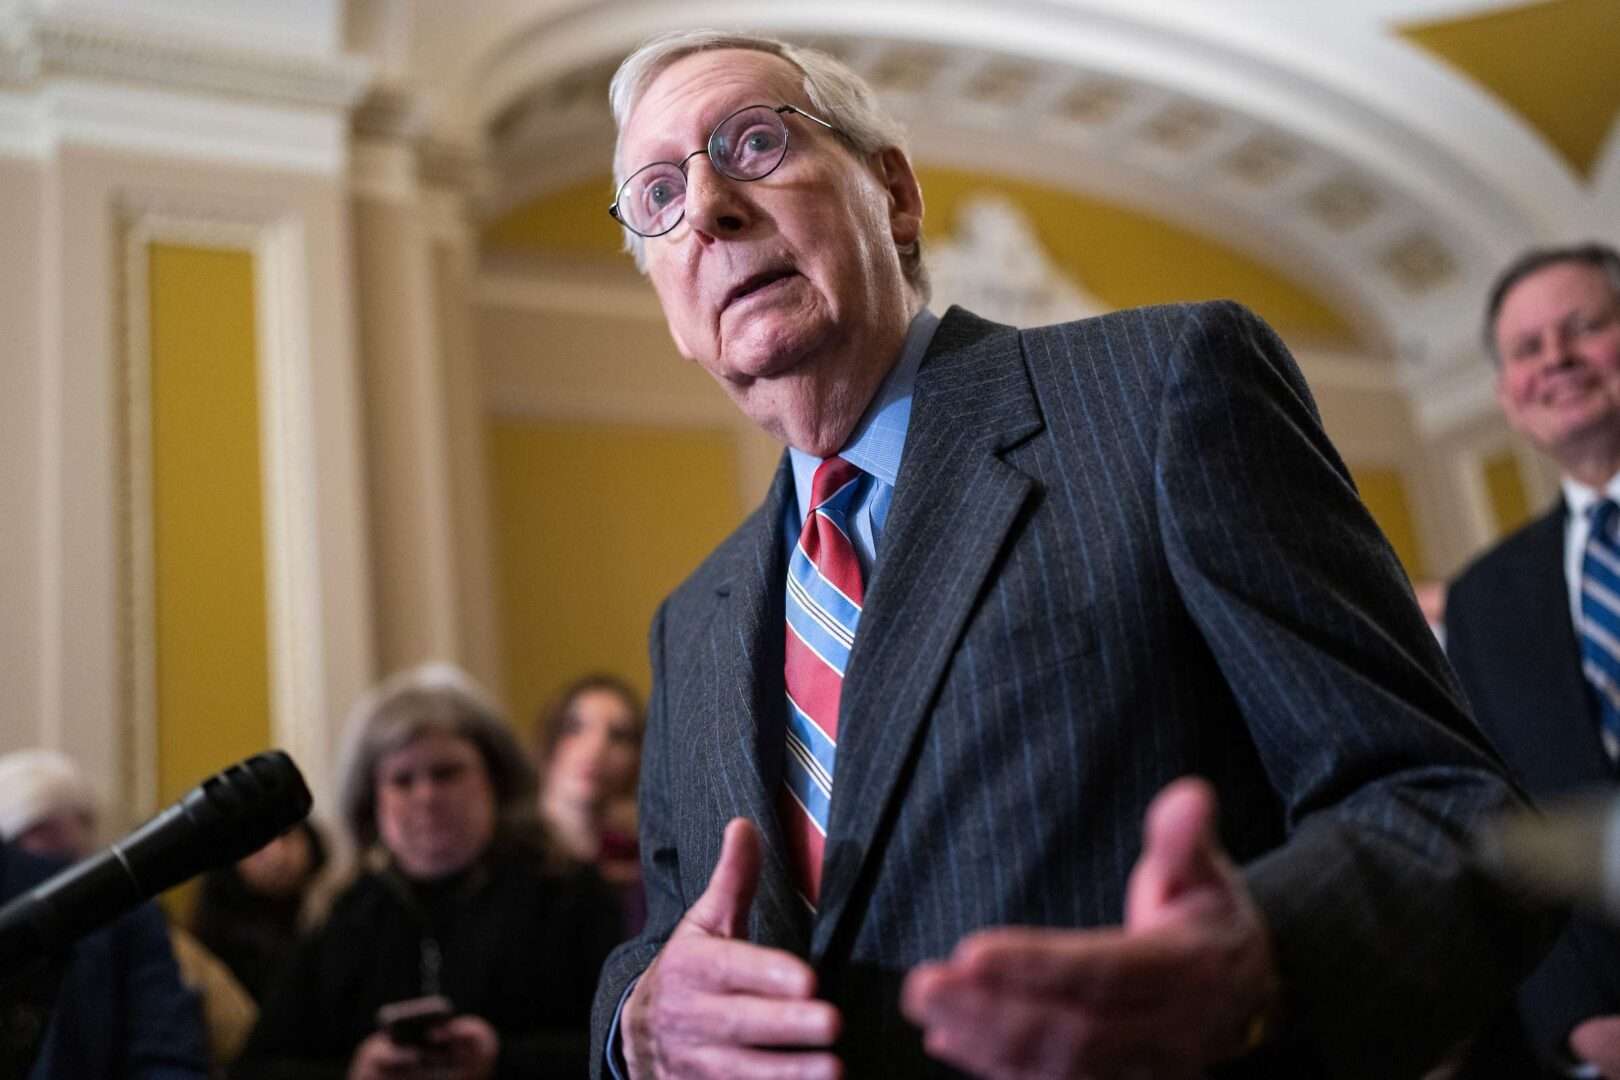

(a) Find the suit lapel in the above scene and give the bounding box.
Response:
[812,308,1044,958]
[705,454,813,949]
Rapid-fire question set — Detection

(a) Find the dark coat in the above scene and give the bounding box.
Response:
[593,303,1547,1078]
[1448,501,1620,1071]
[0,842,207,1080]
[234,848,621,1080]
[189,821,325,1003]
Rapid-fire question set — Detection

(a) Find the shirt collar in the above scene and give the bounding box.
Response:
[789,308,939,518]
[1562,473,1620,522]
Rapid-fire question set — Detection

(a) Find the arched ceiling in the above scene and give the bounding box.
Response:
[372,0,1620,433]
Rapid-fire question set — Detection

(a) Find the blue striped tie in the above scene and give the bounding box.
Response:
[1579,498,1620,766]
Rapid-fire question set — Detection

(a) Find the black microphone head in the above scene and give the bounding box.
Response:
[178,750,313,865]
[0,751,314,976]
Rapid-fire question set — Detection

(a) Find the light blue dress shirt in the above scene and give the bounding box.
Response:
[784,307,939,575]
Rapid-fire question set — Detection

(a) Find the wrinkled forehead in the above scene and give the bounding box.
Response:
[619,49,806,169]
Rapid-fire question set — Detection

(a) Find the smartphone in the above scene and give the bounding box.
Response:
[376,994,455,1047]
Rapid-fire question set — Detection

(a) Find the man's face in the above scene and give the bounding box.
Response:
[618,49,922,454]
[1494,261,1620,461]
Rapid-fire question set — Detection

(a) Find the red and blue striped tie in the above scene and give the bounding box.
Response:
[781,457,866,909]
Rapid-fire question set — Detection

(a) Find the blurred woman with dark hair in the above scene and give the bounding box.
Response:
[189,820,326,1003]
[233,663,620,1080]
[533,674,646,937]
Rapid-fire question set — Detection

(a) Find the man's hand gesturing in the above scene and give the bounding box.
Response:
[623,818,843,1079]
[901,778,1279,1080]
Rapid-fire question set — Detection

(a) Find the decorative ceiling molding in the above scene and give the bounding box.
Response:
[351,84,485,196]
[0,79,352,173]
[0,8,372,111]
[447,0,1614,439]
[478,28,1468,358]
[928,196,1104,330]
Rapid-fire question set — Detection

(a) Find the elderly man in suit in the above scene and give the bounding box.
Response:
[1446,243,1620,1078]
[592,29,1545,1079]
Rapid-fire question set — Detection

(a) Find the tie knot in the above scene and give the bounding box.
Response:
[810,457,864,513]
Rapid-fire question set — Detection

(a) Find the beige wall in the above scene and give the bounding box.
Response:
[435,243,506,697]
[348,149,507,698]
[0,158,48,753]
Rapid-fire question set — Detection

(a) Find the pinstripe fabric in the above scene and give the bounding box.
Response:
[593,303,1543,1079]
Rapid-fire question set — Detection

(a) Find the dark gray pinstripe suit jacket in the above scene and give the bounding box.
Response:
[593,303,1544,1078]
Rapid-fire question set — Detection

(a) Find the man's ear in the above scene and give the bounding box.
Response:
[875,146,924,250]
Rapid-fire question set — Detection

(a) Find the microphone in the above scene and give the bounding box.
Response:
[1476,791,1620,920]
[0,750,312,975]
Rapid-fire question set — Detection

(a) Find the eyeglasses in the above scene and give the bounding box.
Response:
[609,103,839,238]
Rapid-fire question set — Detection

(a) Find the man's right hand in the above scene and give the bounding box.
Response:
[622,818,842,1079]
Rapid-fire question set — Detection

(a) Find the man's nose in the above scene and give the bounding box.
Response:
[1547,327,1583,366]
[682,157,752,240]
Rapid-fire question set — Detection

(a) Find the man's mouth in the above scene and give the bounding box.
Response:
[723,268,798,311]
[1540,375,1598,406]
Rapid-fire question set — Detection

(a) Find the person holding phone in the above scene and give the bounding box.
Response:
[232,664,622,1080]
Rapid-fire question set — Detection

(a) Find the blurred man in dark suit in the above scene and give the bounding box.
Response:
[1448,242,1620,1078]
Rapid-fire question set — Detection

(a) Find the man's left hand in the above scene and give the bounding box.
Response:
[900,777,1279,1079]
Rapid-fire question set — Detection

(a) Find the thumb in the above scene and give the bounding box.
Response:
[1126,776,1231,930]
[677,817,762,940]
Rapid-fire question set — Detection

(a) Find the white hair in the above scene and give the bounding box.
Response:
[0,748,97,842]
[608,28,928,298]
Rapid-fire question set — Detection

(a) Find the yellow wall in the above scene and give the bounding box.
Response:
[1350,465,1425,581]
[148,244,273,806]
[488,421,744,740]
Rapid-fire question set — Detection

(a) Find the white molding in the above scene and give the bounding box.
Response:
[48,78,349,173]
[0,89,49,158]
[350,135,418,202]
[474,266,665,322]
[36,123,63,751]
[0,1,371,170]
[1,7,370,111]
[927,195,1104,329]
[462,0,1620,401]
[117,200,327,817]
